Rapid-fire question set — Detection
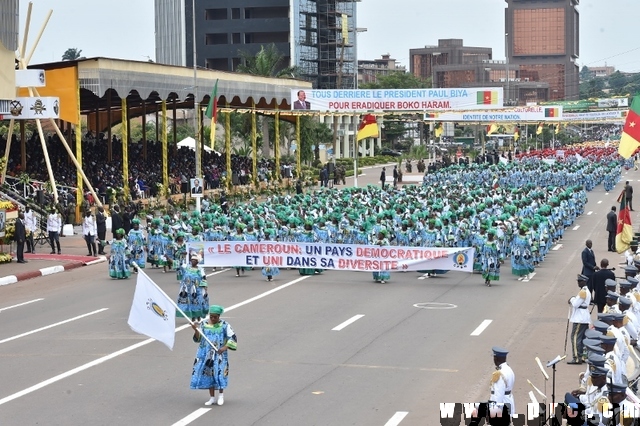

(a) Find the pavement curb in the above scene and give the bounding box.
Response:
[0,257,106,286]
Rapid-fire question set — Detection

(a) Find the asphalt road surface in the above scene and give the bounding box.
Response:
[1,164,638,425]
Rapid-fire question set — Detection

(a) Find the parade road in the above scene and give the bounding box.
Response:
[0,165,635,425]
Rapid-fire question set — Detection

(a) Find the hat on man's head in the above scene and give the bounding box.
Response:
[492,346,508,357]
[593,320,610,333]
[605,278,617,288]
[606,291,620,301]
[609,379,629,394]
[598,313,614,322]
[585,329,604,340]
[587,353,607,367]
[585,343,605,355]
[624,265,638,274]
[611,312,625,322]
[577,274,589,282]
[589,365,609,377]
[628,277,639,286]
[600,335,617,346]
[619,280,633,289]
[583,338,602,347]
[619,297,632,308]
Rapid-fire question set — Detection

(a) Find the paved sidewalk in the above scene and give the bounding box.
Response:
[0,226,106,286]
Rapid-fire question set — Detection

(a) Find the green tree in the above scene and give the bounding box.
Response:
[236,43,299,159]
[608,71,628,93]
[580,65,593,81]
[62,48,82,61]
[299,117,332,163]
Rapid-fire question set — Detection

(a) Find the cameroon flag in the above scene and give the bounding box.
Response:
[477,91,499,105]
[544,107,559,118]
[514,126,520,142]
[357,114,379,141]
[536,122,544,135]
[618,96,640,159]
[486,123,498,135]
[616,191,634,253]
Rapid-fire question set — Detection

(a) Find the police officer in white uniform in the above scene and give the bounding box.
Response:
[568,277,592,364]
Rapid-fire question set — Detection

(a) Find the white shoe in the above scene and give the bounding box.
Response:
[380,280,386,284]
[217,395,224,406]
[205,397,216,406]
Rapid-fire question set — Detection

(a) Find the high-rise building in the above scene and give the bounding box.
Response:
[154,0,357,89]
[505,0,579,101]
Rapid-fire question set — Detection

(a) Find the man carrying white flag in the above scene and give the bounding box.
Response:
[127,271,176,350]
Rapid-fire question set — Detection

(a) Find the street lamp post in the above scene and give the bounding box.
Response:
[354,28,367,89]
[505,33,509,105]
[191,0,201,212]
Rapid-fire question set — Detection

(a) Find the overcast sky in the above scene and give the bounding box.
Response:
[22,0,640,73]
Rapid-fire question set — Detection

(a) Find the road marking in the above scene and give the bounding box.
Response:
[0,276,310,407]
[573,225,580,230]
[470,319,493,336]
[0,308,109,345]
[332,314,365,331]
[587,211,593,215]
[0,298,44,313]
[206,268,229,277]
[384,411,409,426]
[171,408,211,426]
[523,272,536,282]
[552,244,563,251]
[597,200,603,204]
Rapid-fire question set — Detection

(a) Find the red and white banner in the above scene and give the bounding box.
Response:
[187,241,475,272]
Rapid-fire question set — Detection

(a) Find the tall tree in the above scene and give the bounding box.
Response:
[237,43,299,158]
[62,48,82,61]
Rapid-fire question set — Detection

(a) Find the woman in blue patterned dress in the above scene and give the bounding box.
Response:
[177,255,208,321]
[127,218,146,269]
[261,230,280,281]
[372,231,391,283]
[480,230,502,287]
[230,224,249,277]
[108,228,131,279]
[511,226,535,280]
[190,305,237,406]
[174,232,188,281]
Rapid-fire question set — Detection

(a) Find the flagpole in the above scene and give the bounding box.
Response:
[132,264,219,351]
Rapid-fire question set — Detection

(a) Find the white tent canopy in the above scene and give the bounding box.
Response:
[177,136,213,153]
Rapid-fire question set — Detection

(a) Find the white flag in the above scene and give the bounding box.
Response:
[127,272,176,350]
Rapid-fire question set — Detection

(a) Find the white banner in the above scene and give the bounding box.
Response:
[423,106,563,122]
[127,272,176,350]
[15,69,46,87]
[597,98,628,108]
[0,97,60,120]
[291,88,503,112]
[562,110,628,122]
[189,241,475,273]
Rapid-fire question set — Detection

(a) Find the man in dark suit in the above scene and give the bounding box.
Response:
[14,211,27,263]
[581,239,598,282]
[111,205,123,239]
[625,181,634,211]
[590,259,615,313]
[96,206,107,255]
[606,206,617,252]
[191,178,203,194]
[293,90,310,110]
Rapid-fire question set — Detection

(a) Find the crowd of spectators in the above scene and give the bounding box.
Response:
[0,132,294,201]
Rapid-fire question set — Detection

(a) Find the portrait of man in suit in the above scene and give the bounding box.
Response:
[190,178,203,196]
[293,90,311,110]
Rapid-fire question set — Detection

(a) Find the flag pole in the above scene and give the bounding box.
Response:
[132,264,219,351]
